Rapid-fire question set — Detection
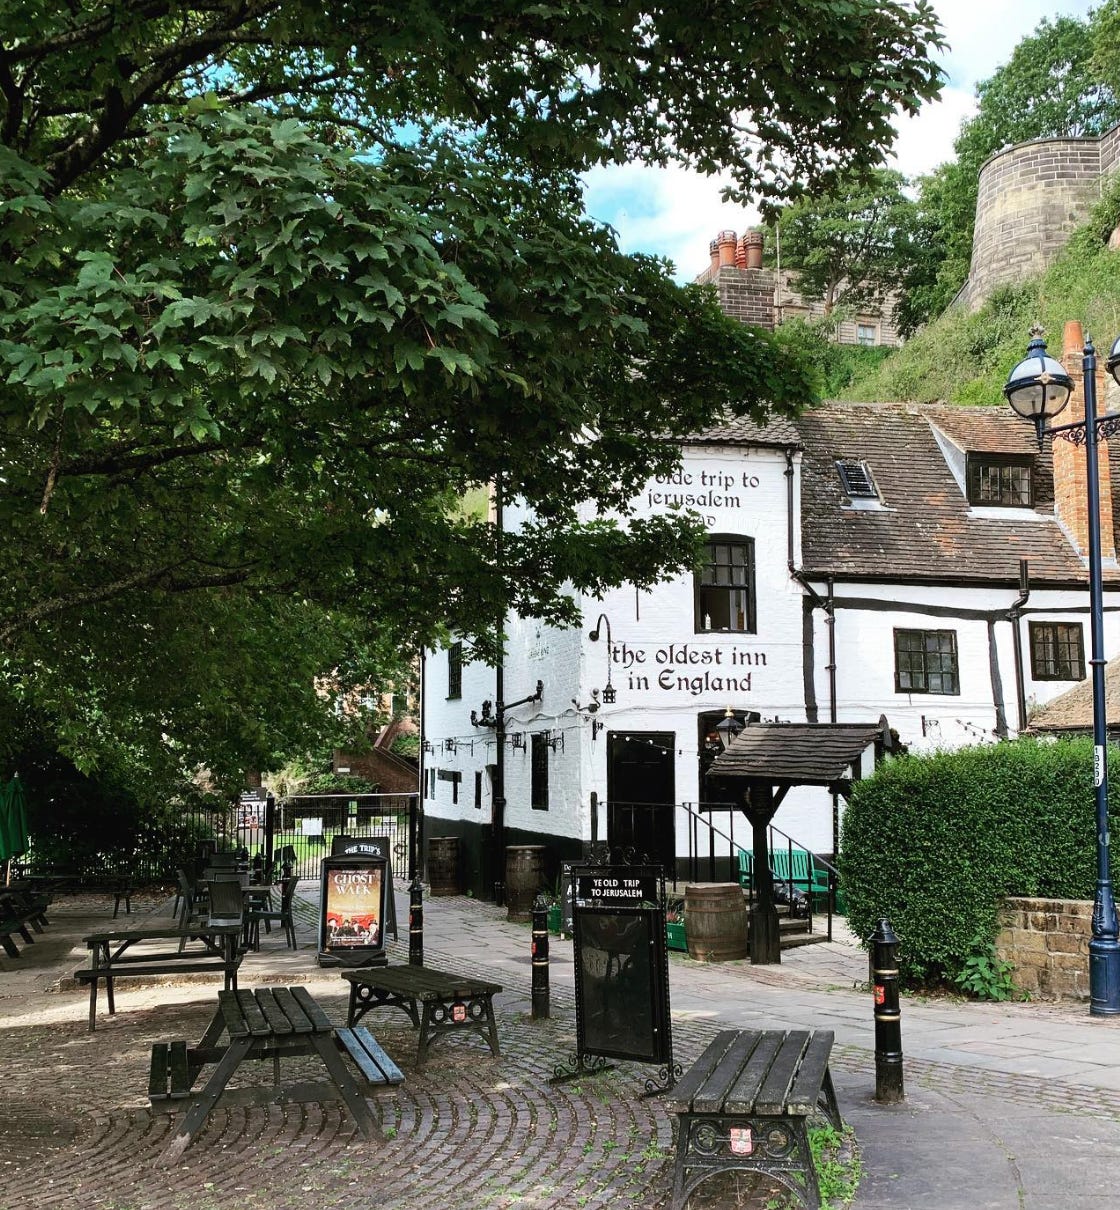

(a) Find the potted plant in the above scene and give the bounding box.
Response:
[665,897,687,952]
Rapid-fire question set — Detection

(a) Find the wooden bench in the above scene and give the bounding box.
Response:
[737,849,829,898]
[0,887,51,958]
[342,964,502,1066]
[665,1028,842,1210]
[150,986,403,1160]
[76,923,243,1030]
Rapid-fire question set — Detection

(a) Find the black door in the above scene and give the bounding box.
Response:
[606,731,675,872]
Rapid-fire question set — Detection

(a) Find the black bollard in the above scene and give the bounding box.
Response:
[870,918,904,1103]
[409,875,424,967]
[531,891,550,1020]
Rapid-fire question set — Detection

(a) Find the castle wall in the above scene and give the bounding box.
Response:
[964,135,1104,309]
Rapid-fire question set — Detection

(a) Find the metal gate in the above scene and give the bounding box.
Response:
[234,792,418,883]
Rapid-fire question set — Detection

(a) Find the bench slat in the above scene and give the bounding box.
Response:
[336,1027,405,1086]
[291,985,334,1032]
[75,960,237,981]
[271,987,314,1034]
[254,988,297,1035]
[724,1030,785,1114]
[236,989,274,1036]
[149,1043,171,1102]
[664,1031,740,1112]
[787,1030,835,1115]
[755,1030,811,1116]
[694,1031,765,1114]
[169,1040,192,1098]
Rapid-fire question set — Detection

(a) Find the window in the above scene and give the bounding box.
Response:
[531,732,549,810]
[967,456,1032,507]
[697,537,756,633]
[1030,621,1085,681]
[857,322,878,347]
[835,458,879,499]
[894,629,959,695]
[447,641,462,699]
[474,770,483,809]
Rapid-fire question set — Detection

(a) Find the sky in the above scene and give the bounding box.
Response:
[582,0,1099,282]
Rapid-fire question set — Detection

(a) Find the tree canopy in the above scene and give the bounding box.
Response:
[0,1,944,793]
[772,168,919,321]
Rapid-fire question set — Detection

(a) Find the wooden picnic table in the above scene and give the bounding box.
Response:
[78,922,243,1031]
[151,986,403,1161]
[342,964,502,1066]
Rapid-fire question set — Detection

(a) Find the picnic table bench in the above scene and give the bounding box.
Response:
[76,922,243,1030]
[665,1028,842,1210]
[0,886,50,958]
[342,964,502,1066]
[151,985,404,1161]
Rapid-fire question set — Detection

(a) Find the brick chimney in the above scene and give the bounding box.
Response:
[1054,320,1116,560]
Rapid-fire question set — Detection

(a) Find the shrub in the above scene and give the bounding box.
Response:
[840,738,1120,987]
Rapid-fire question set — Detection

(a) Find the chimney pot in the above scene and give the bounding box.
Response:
[742,231,764,270]
[709,238,720,274]
[717,229,738,267]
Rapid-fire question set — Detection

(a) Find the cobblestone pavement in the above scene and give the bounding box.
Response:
[4,888,1120,1210]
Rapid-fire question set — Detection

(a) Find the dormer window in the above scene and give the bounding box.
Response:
[835,458,878,499]
[967,455,1032,507]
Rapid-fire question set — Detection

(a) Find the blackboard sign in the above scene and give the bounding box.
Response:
[317,854,389,967]
[570,863,672,1071]
[330,835,398,940]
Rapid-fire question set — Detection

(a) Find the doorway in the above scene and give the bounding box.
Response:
[606,731,675,873]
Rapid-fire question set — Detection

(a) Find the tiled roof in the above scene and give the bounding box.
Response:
[1025,657,1120,732]
[705,720,889,784]
[688,410,802,448]
[692,400,1120,587]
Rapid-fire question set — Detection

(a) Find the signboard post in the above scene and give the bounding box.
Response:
[553,862,677,1094]
[317,854,389,968]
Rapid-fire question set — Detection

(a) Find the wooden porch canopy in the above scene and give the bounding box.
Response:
[705,717,895,799]
[704,716,894,965]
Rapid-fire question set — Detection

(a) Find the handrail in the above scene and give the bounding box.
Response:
[675,801,836,942]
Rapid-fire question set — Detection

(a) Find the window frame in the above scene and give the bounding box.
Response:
[695,535,757,634]
[1029,621,1086,681]
[856,322,878,347]
[447,641,462,700]
[893,628,960,696]
[530,732,549,811]
[966,454,1033,508]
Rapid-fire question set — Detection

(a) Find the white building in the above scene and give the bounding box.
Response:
[422,348,1120,898]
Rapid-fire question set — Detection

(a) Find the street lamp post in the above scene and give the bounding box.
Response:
[1004,327,1120,1016]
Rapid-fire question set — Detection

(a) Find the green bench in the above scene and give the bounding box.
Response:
[737,848,830,899]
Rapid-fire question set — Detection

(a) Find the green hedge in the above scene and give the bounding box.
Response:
[839,739,1120,985]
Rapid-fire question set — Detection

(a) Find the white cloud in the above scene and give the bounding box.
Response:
[583,1,1100,282]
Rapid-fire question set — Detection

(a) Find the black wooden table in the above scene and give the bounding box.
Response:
[152,986,403,1161]
[342,965,502,1066]
[664,1028,842,1210]
[78,922,243,1031]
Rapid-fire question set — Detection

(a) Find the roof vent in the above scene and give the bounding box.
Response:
[835,458,879,499]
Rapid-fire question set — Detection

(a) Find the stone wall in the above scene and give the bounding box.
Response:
[964,134,1105,310]
[995,896,1094,1001]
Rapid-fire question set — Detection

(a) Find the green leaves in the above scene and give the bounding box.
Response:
[841,738,1120,988]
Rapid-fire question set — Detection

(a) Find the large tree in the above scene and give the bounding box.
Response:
[772,168,919,319]
[0,2,944,790]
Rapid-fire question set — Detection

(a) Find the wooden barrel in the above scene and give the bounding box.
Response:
[428,836,460,896]
[684,884,749,962]
[505,845,548,921]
